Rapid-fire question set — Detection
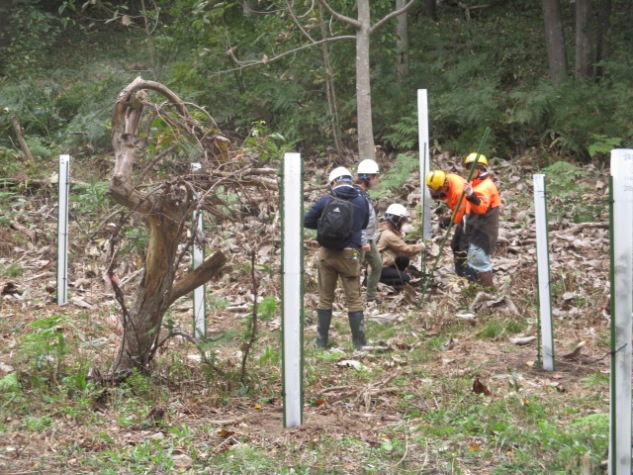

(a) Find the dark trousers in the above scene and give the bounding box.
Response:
[379,256,410,286]
[451,223,474,280]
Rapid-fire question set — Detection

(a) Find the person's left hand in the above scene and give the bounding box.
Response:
[362,243,371,252]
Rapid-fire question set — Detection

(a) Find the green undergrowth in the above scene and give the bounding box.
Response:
[0,301,610,474]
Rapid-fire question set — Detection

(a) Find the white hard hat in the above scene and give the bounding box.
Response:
[357,159,379,175]
[385,203,408,218]
[328,166,353,184]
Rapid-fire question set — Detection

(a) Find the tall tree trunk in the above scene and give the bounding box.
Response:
[424,0,437,20]
[355,0,375,161]
[316,0,415,161]
[242,0,254,17]
[318,6,343,155]
[0,1,12,74]
[575,0,593,79]
[542,0,568,85]
[594,0,611,79]
[395,0,410,82]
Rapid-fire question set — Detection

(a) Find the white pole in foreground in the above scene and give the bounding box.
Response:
[417,89,431,241]
[192,208,205,338]
[609,149,633,475]
[533,174,554,371]
[57,154,70,306]
[282,153,303,428]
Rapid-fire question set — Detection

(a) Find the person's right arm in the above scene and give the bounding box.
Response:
[383,230,424,256]
[304,196,327,229]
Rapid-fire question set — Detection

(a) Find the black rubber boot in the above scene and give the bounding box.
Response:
[315,309,332,348]
[464,265,477,282]
[348,311,367,350]
[454,252,468,277]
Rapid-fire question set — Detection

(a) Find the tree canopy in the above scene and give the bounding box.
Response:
[1,0,632,163]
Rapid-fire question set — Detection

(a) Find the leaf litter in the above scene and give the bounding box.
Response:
[0,154,614,473]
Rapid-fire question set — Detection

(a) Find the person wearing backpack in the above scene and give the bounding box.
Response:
[353,159,382,306]
[376,203,425,287]
[304,166,370,350]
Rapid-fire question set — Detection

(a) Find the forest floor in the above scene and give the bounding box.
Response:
[0,152,613,474]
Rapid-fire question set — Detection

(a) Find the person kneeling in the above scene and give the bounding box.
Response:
[376,204,424,287]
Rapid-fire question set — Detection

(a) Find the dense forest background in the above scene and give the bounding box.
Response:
[1,0,631,170]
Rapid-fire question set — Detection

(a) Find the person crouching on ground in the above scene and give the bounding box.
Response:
[353,158,383,306]
[304,166,370,350]
[376,203,424,287]
[462,152,501,288]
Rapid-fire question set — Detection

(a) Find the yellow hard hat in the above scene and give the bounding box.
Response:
[426,170,447,191]
[464,152,489,167]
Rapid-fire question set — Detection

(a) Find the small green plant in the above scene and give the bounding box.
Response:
[477,320,503,340]
[19,314,76,376]
[0,372,19,393]
[258,295,278,321]
[121,226,149,256]
[71,181,111,217]
[121,369,155,400]
[257,345,280,365]
[24,415,53,432]
[243,120,289,163]
[580,372,609,389]
[0,262,23,278]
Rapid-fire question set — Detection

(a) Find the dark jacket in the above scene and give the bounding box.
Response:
[304,184,369,250]
[464,174,501,254]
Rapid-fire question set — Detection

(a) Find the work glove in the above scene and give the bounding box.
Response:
[439,217,452,229]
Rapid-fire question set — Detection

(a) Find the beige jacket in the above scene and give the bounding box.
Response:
[376,226,424,267]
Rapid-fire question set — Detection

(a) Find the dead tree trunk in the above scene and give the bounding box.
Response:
[11,115,34,161]
[109,77,227,373]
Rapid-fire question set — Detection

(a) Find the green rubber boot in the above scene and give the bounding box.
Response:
[348,310,367,350]
[315,309,332,348]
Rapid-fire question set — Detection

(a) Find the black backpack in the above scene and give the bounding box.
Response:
[316,195,355,250]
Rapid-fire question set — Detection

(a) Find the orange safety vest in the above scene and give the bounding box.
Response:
[442,174,468,224]
[467,175,501,215]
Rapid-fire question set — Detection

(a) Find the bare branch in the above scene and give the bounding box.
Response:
[286,0,316,42]
[222,35,355,73]
[370,0,417,34]
[316,0,361,28]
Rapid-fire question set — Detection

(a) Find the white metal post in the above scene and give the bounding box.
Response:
[192,208,205,338]
[533,174,554,371]
[609,149,633,475]
[191,162,206,338]
[282,152,303,428]
[417,89,431,241]
[57,154,70,306]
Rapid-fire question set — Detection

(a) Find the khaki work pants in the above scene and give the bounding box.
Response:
[317,247,363,312]
[360,240,382,301]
